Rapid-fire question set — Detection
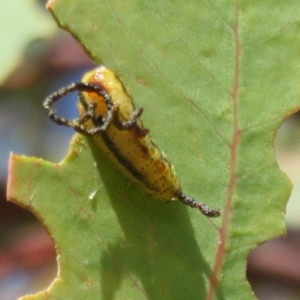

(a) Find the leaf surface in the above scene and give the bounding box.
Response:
[8,1,300,299]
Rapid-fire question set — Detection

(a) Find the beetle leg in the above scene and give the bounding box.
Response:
[44,83,115,136]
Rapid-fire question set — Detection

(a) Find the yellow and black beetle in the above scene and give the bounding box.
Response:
[44,66,220,217]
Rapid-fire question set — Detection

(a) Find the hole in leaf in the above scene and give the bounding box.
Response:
[0,189,57,299]
[248,111,300,299]
[275,112,300,227]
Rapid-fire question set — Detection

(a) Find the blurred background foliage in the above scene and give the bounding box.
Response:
[0,1,299,299]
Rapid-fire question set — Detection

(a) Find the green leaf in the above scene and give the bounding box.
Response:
[8,0,298,299]
[9,135,223,300]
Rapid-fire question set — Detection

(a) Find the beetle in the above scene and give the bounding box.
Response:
[44,66,220,217]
